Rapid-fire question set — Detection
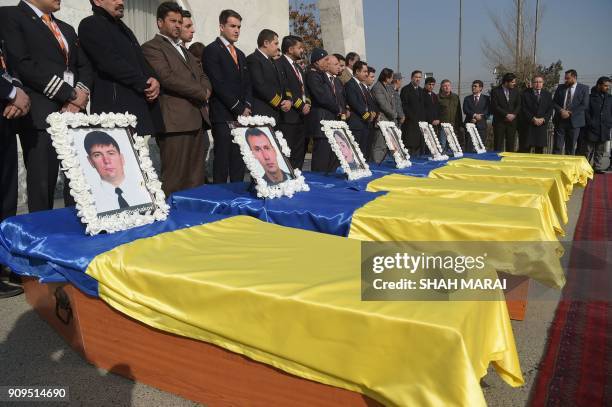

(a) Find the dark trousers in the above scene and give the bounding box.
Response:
[311,137,337,172]
[553,121,581,155]
[354,127,371,162]
[157,128,208,196]
[211,123,245,183]
[580,139,606,170]
[1,119,18,221]
[278,122,306,170]
[493,121,517,152]
[19,127,59,212]
[517,123,530,153]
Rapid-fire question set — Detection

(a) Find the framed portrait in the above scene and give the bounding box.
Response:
[321,120,372,180]
[440,123,463,157]
[46,112,169,235]
[377,121,412,168]
[231,115,309,198]
[465,123,487,153]
[418,121,449,161]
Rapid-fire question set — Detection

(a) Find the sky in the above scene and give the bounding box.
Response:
[359,0,612,95]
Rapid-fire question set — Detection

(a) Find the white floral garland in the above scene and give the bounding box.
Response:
[419,122,449,161]
[440,122,463,157]
[232,115,309,198]
[376,121,412,169]
[46,112,169,236]
[320,120,372,180]
[465,123,487,153]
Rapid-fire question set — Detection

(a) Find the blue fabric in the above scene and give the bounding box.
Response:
[0,208,230,297]
[170,183,386,237]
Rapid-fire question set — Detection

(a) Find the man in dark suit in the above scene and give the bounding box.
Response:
[247,29,291,125]
[463,80,490,152]
[400,70,427,155]
[345,61,375,160]
[491,72,521,152]
[202,9,253,183]
[79,0,162,137]
[0,48,30,299]
[305,48,340,172]
[327,54,348,121]
[520,75,553,154]
[277,35,311,169]
[552,69,590,155]
[0,0,92,212]
[581,77,612,173]
[423,76,441,151]
[142,2,212,196]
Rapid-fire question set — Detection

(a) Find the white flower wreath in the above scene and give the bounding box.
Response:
[321,120,372,180]
[440,123,463,157]
[419,122,449,161]
[465,123,487,153]
[232,115,309,199]
[376,120,412,168]
[46,112,170,236]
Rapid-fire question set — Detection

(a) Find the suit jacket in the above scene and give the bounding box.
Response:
[202,37,252,124]
[520,89,553,147]
[370,81,395,121]
[333,76,347,116]
[276,54,311,124]
[585,87,612,142]
[246,49,286,122]
[305,68,339,138]
[463,93,490,131]
[142,34,211,133]
[79,5,161,135]
[552,83,590,128]
[0,1,92,130]
[490,86,521,125]
[0,75,12,100]
[345,77,375,130]
[424,91,440,123]
[400,83,426,147]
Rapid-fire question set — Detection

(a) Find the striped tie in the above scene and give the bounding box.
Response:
[41,14,68,64]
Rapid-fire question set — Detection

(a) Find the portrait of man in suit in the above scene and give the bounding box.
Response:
[387,127,408,161]
[244,127,293,186]
[82,130,153,215]
[333,130,364,171]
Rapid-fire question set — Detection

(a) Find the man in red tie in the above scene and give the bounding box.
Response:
[462,80,490,153]
[202,10,253,183]
[0,0,92,212]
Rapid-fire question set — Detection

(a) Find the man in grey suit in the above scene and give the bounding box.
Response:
[552,69,590,155]
[392,73,404,127]
[370,68,396,162]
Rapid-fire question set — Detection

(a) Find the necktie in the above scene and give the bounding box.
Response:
[292,61,304,92]
[474,95,479,105]
[227,43,238,66]
[115,187,129,209]
[504,88,509,102]
[564,88,572,109]
[329,75,336,95]
[41,14,68,64]
[536,90,541,102]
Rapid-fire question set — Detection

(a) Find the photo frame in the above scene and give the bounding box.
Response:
[440,123,463,157]
[321,120,372,180]
[465,123,487,154]
[231,115,309,199]
[46,112,170,236]
[377,121,412,168]
[419,122,449,161]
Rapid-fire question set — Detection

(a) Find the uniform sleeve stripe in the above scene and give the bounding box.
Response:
[230,100,240,110]
[49,79,65,99]
[44,75,61,97]
[270,94,281,106]
[76,82,90,94]
[294,99,302,108]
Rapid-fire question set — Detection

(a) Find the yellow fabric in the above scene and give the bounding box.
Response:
[86,216,523,407]
[447,158,575,196]
[366,174,563,235]
[349,194,564,287]
[499,152,593,186]
[429,165,569,225]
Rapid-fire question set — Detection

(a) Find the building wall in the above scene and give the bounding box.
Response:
[318,0,366,58]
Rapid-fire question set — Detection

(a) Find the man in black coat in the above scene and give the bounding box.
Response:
[581,77,612,173]
[0,0,92,212]
[423,76,441,152]
[277,35,311,170]
[463,80,490,153]
[345,61,375,161]
[246,29,290,124]
[520,75,553,154]
[400,70,427,155]
[490,72,521,152]
[305,48,340,172]
[202,9,253,183]
[79,0,162,137]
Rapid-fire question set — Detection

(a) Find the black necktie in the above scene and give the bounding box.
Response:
[115,187,129,209]
[536,90,541,102]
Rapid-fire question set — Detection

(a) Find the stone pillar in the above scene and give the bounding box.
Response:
[317,0,366,58]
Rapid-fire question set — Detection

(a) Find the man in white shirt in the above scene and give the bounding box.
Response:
[84,131,152,214]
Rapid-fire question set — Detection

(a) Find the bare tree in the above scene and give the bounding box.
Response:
[289,1,323,57]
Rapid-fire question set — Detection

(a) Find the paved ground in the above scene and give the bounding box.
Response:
[0,179,587,406]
